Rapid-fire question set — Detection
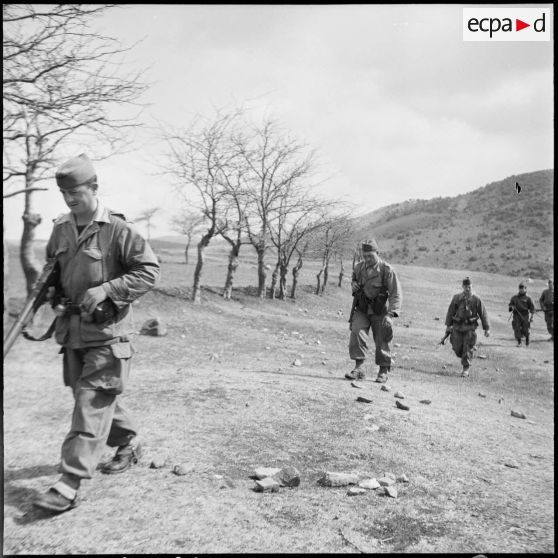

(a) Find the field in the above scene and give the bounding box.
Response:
[3,241,555,554]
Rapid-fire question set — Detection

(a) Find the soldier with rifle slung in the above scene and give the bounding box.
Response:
[539,279,554,341]
[444,277,490,377]
[17,153,161,514]
[509,282,535,347]
[346,239,402,383]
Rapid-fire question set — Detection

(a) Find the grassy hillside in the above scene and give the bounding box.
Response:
[354,169,553,280]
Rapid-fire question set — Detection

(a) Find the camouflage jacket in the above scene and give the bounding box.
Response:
[46,201,160,348]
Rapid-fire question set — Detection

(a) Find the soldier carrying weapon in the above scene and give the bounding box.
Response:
[443,277,490,377]
[509,282,535,347]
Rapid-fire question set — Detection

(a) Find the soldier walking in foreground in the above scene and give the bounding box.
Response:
[539,279,554,341]
[444,277,490,377]
[509,282,535,347]
[346,239,402,384]
[33,154,160,513]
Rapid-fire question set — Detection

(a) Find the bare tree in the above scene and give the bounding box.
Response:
[134,207,160,241]
[313,212,355,295]
[3,4,149,293]
[162,111,241,303]
[234,118,319,299]
[170,209,205,264]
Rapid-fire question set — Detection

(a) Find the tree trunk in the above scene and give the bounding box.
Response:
[184,236,191,264]
[338,256,344,287]
[279,264,288,300]
[290,257,303,299]
[256,246,267,299]
[269,262,279,300]
[21,211,42,295]
[315,267,324,295]
[3,218,9,327]
[192,234,211,304]
[223,245,240,300]
[322,263,329,294]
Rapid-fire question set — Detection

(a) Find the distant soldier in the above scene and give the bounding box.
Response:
[539,279,554,341]
[508,282,535,347]
[444,277,490,377]
[346,239,402,384]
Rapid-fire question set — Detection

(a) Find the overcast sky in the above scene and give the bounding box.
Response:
[4,4,554,240]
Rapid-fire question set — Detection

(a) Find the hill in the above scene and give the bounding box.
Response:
[353,169,553,279]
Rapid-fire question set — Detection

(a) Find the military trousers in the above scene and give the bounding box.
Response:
[450,328,477,368]
[544,310,554,336]
[59,343,137,479]
[511,313,530,341]
[349,309,393,368]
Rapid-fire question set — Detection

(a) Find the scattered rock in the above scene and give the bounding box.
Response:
[358,478,381,490]
[434,317,440,321]
[504,460,519,469]
[351,381,364,389]
[384,486,398,498]
[380,385,390,392]
[378,476,396,487]
[273,466,300,487]
[419,399,431,405]
[394,392,405,399]
[139,317,168,337]
[292,359,302,366]
[498,397,504,404]
[366,424,380,432]
[150,457,169,469]
[394,343,401,347]
[253,467,282,480]
[397,474,409,483]
[478,355,487,359]
[511,410,526,419]
[172,464,193,476]
[356,396,373,404]
[410,346,419,350]
[318,472,359,487]
[395,400,410,411]
[478,393,487,398]
[347,487,367,496]
[255,477,280,492]
[375,487,386,496]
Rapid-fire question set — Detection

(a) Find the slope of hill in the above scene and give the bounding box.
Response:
[354,169,553,279]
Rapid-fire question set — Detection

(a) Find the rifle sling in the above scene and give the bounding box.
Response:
[22,318,57,342]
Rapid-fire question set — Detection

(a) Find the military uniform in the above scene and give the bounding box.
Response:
[34,154,160,513]
[509,285,535,346]
[445,281,490,373]
[348,243,402,382]
[539,281,554,340]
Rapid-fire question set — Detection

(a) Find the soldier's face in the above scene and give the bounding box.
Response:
[462,284,472,296]
[519,287,526,294]
[61,185,97,216]
[362,251,379,266]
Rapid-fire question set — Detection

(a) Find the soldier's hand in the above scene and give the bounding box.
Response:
[46,286,56,301]
[81,285,108,314]
[484,330,490,337]
[351,281,360,294]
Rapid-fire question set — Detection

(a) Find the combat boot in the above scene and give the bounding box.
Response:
[374,366,389,383]
[101,440,142,475]
[525,335,530,346]
[345,360,365,380]
[461,365,470,377]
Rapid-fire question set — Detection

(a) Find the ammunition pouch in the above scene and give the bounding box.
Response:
[353,290,369,313]
[92,298,118,324]
[372,291,388,315]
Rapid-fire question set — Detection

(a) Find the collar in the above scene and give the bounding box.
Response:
[56,200,112,225]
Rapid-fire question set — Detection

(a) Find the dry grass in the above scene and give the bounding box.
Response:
[3,245,555,554]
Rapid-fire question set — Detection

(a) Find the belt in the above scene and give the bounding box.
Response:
[67,303,83,315]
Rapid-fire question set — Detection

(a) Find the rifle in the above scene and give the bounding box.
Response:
[439,330,451,345]
[509,305,533,325]
[3,259,60,359]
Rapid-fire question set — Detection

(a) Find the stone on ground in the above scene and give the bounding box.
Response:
[253,467,282,480]
[273,466,301,487]
[255,477,280,492]
[358,478,381,490]
[318,472,359,487]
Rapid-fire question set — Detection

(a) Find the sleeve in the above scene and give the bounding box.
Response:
[445,295,457,328]
[478,298,490,331]
[385,266,402,317]
[528,297,535,312]
[102,222,161,307]
[508,296,515,312]
[539,292,546,310]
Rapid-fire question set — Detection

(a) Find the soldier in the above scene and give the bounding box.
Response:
[346,239,402,384]
[539,279,554,341]
[33,154,160,513]
[444,277,490,377]
[508,282,535,347]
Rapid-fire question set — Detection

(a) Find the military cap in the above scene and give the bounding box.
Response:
[518,282,526,288]
[56,153,96,190]
[462,277,471,286]
[361,239,379,252]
